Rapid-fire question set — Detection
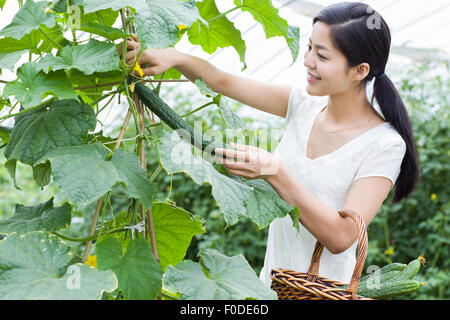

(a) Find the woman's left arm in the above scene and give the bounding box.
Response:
[214,143,393,254]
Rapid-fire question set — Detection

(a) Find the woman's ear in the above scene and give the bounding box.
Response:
[352,62,370,81]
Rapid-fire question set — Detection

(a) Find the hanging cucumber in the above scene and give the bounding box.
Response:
[128,77,228,155]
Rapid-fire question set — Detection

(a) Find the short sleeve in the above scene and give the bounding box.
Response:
[354,138,407,186]
[286,86,309,124]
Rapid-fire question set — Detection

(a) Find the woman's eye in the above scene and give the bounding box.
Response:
[306,45,326,60]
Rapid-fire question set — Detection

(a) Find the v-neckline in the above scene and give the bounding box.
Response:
[305,105,390,161]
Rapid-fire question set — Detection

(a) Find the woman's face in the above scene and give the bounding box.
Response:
[304,21,355,96]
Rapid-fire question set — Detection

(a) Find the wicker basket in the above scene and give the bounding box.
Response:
[270,209,373,300]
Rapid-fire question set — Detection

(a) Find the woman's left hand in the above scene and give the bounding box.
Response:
[214,142,281,180]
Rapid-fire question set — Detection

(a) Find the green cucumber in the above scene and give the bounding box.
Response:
[359,269,404,294]
[129,77,227,154]
[394,258,421,281]
[359,279,424,299]
[358,258,424,299]
[360,262,405,283]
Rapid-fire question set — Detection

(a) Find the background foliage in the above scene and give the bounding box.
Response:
[2,60,448,299]
[0,0,448,300]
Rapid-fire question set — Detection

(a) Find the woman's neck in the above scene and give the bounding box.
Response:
[325,87,376,126]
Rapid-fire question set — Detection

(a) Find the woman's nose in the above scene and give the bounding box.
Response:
[303,49,315,69]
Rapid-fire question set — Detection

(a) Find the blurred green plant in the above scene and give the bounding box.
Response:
[365,60,449,300]
[1,59,448,299]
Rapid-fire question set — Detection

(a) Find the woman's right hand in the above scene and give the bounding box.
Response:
[117,34,179,77]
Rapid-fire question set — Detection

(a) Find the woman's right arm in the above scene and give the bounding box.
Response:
[120,38,291,118]
[173,49,291,118]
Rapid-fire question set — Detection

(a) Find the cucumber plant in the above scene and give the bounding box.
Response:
[0,0,301,300]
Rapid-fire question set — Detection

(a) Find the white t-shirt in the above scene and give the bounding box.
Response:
[259,86,407,287]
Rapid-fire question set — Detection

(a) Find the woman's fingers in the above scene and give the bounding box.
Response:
[125,49,140,65]
[118,37,140,56]
[229,142,248,150]
[214,147,249,162]
[126,39,140,51]
[130,33,139,42]
[214,155,247,168]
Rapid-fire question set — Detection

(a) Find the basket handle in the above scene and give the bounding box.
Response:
[306,208,368,298]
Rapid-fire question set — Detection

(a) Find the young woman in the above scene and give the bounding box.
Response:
[120,2,420,286]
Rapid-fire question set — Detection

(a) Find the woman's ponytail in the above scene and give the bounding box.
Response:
[373,74,420,202]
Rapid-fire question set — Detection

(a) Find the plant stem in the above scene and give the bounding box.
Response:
[52,227,126,243]
[38,27,63,51]
[135,92,147,238]
[155,71,165,96]
[83,197,103,262]
[207,5,243,23]
[0,98,56,120]
[149,164,162,182]
[114,107,133,150]
[123,81,141,134]
[181,101,215,118]
[91,88,124,108]
[147,209,160,263]
[95,93,117,116]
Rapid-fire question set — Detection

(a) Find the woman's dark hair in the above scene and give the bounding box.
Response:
[312,2,420,203]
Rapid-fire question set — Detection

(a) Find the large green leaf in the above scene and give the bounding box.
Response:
[40,142,157,209]
[242,178,300,231]
[157,130,299,229]
[152,201,206,271]
[36,39,120,75]
[286,24,300,64]
[135,0,203,49]
[0,50,26,74]
[3,62,77,109]
[52,0,84,13]
[69,69,123,104]
[163,248,277,300]
[0,1,56,40]
[4,98,96,165]
[32,159,52,187]
[96,236,163,300]
[188,0,246,67]
[0,24,69,55]
[234,0,299,63]
[78,22,128,41]
[0,197,71,234]
[0,231,118,300]
[83,0,144,13]
[81,8,119,27]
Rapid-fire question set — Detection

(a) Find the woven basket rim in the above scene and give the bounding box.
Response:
[269,209,372,300]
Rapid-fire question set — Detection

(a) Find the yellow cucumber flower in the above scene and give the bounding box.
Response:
[129,82,135,93]
[178,25,188,31]
[418,254,426,265]
[85,255,97,268]
[133,62,144,77]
